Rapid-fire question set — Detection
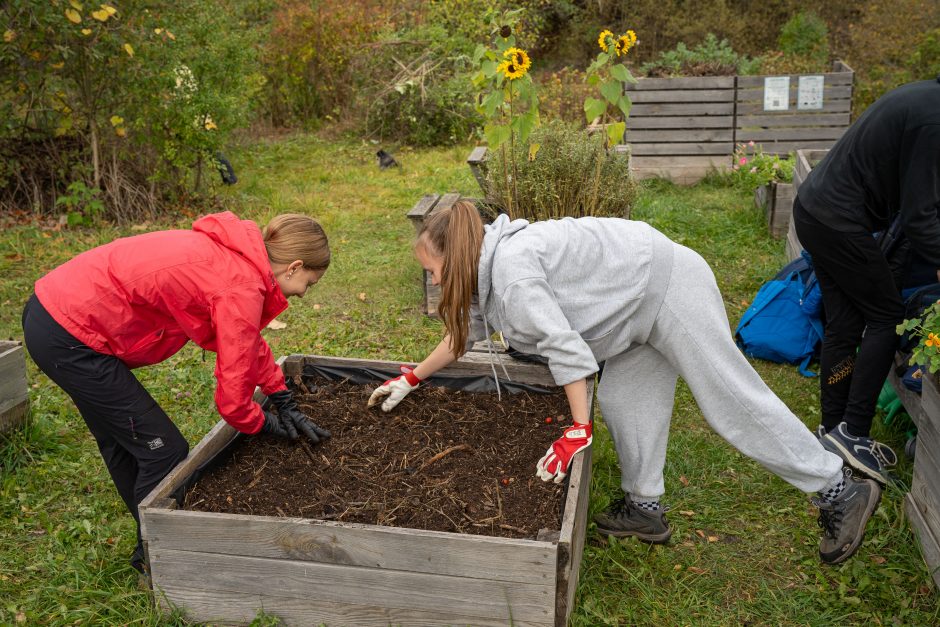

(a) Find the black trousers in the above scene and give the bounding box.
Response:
[21,294,189,565]
[793,198,905,436]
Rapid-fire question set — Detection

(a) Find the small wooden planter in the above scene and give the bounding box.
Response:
[785,147,830,261]
[0,341,29,434]
[140,353,593,626]
[754,181,795,239]
[899,368,940,590]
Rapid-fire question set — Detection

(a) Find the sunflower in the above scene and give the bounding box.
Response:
[614,31,637,56]
[597,29,614,52]
[500,47,530,80]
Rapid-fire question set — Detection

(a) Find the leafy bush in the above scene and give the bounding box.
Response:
[777,11,829,63]
[484,120,638,221]
[899,301,940,375]
[640,34,761,77]
[726,142,794,191]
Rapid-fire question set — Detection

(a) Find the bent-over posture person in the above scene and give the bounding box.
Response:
[368,200,882,565]
[22,211,331,573]
[794,76,940,483]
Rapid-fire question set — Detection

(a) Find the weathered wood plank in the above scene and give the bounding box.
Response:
[626,154,730,184]
[627,76,735,90]
[406,194,441,232]
[736,84,853,103]
[624,128,733,143]
[628,89,735,104]
[785,214,804,262]
[736,127,847,143]
[0,342,28,418]
[905,492,940,589]
[736,112,851,128]
[630,102,736,116]
[150,548,556,623]
[627,115,733,130]
[792,148,829,190]
[736,72,854,88]
[912,431,940,517]
[911,470,940,554]
[153,585,553,627]
[630,142,734,156]
[746,140,842,155]
[555,380,594,626]
[467,146,489,195]
[737,99,851,115]
[923,375,940,428]
[145,509,556,584]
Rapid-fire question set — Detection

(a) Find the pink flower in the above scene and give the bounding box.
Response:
[739,157,747,165]
[748,140,755,147]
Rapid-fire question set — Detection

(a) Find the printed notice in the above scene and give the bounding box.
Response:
[798,75,825,110]
[763,76,790,111]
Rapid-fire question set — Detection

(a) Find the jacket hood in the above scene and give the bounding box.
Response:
[478,213,530,313]
[193,211,287,320]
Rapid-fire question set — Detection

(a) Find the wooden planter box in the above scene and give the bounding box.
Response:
[755,181,795,239]
[140,353,593,626]
[899,367,940,590]
[785,147,830,261]
[614,61,852,185]
[0,341,29,434]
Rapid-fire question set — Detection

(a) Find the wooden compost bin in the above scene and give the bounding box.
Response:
[0,340,29,434]
[755,181,795,239]
[139,353,593,626]
[890,362,940,589]
[786,147,830,261]
[611,61,852,185]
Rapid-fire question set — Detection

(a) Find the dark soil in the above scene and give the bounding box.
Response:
[183,375,572,539]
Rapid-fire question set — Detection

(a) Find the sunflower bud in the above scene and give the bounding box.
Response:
[499,25,512,38]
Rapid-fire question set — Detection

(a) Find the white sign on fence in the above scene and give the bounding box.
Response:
[798,75,825,110]
[763,76,790,111]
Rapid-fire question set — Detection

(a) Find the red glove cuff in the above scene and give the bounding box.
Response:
[398,365,422,386]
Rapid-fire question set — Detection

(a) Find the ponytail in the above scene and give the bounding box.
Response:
[418,200,483,359]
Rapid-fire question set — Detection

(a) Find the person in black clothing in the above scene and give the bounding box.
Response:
[793,76,940,485]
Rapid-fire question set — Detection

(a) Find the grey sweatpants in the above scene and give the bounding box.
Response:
[597,243,844,501]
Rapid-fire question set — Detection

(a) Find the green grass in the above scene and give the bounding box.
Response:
[1,133,937,625]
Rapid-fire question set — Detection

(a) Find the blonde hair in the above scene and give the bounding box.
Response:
[263,214,330,270]
[417,200,483,359]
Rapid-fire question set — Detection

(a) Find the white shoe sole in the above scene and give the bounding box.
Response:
[823,435,889,486]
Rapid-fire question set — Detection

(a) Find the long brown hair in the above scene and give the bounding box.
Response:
[263,213,331,270]
[418,200,484,358]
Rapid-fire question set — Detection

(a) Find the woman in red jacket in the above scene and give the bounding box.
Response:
[21,211,330,573]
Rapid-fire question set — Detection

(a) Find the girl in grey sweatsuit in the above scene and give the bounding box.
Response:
[368,200,881,565]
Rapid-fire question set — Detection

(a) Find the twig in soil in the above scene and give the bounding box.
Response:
[500,523,529,534]
[416,444,471,473]
[275,506,287,517]
[299,441,319,466]
[245,460,269,490]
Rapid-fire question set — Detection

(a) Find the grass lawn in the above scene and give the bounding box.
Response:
[1,133,937,625]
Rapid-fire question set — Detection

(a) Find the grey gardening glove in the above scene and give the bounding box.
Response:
[267,390,331,444]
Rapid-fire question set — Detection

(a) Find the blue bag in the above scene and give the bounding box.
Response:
[734,252,824,377]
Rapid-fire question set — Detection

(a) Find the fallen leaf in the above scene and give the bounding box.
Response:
[695,529,705,538]
[91,8,109,21]
[871,555,886,565]
[707,535,718,543]
[123,43,134,57]
[16,612,26,624]
[673,564,682,571]
[65,9,82,24]
[81,28,92,35]
[70,0,84,10]
[679,475,689,486]
[678,510,695,517]
[312,303,321,310]
[687,566,708,575]
[5,253,23,261]
[357,292,367,301]
[130,222,150,231]
[266,319,287,330]
[4,30,16,42]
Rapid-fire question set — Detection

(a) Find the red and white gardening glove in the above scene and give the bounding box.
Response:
[536,423,593,484]
[367,366,423,412]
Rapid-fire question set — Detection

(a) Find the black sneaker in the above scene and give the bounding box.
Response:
[813,469,881,565]
[594,498,672,544]
[814,425,827,439]
[821,422,897,485]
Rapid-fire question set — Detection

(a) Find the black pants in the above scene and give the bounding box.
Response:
[21,294,189,567]
[793,198,904,436]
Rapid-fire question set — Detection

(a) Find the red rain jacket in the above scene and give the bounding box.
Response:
[35,211,289,434]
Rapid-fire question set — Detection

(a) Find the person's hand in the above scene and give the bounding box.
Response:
[368,367,422,412]
[536,423,593,484]
[260,409,290,438]
[267,390,331,444]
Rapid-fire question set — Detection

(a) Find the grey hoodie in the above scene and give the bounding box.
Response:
[469,214,675,386]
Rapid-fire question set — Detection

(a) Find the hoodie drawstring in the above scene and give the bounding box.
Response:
[482,316,511,400]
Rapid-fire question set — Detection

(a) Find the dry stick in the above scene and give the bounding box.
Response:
[500,523,529,534]
[299,441,319,466]
[245,460,269,490]
[416,444,471,473]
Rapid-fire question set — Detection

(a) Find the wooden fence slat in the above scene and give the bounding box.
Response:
[628,89,735,104]
[145,510,556,584]
[904,493,940,590]
[0,342,28,416]
[625,129,733,143]
[630,102,736,116]
[736,100,851,115]
[736,113,851,128]
[150,548,556,623]
[630,142,734,156]
[736,85,853,103]
[736,72,854,88]
[628,115,733,130]
[735,127,847,143]
[743,139,841,155]
[153,585,552,627]
[626,76,735,90]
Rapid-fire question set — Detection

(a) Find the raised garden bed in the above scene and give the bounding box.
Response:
[140,353,594,626]
[755,180,795,239]
[0,340,28,434]
[786,147,830,261]
[893,362,940,590]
